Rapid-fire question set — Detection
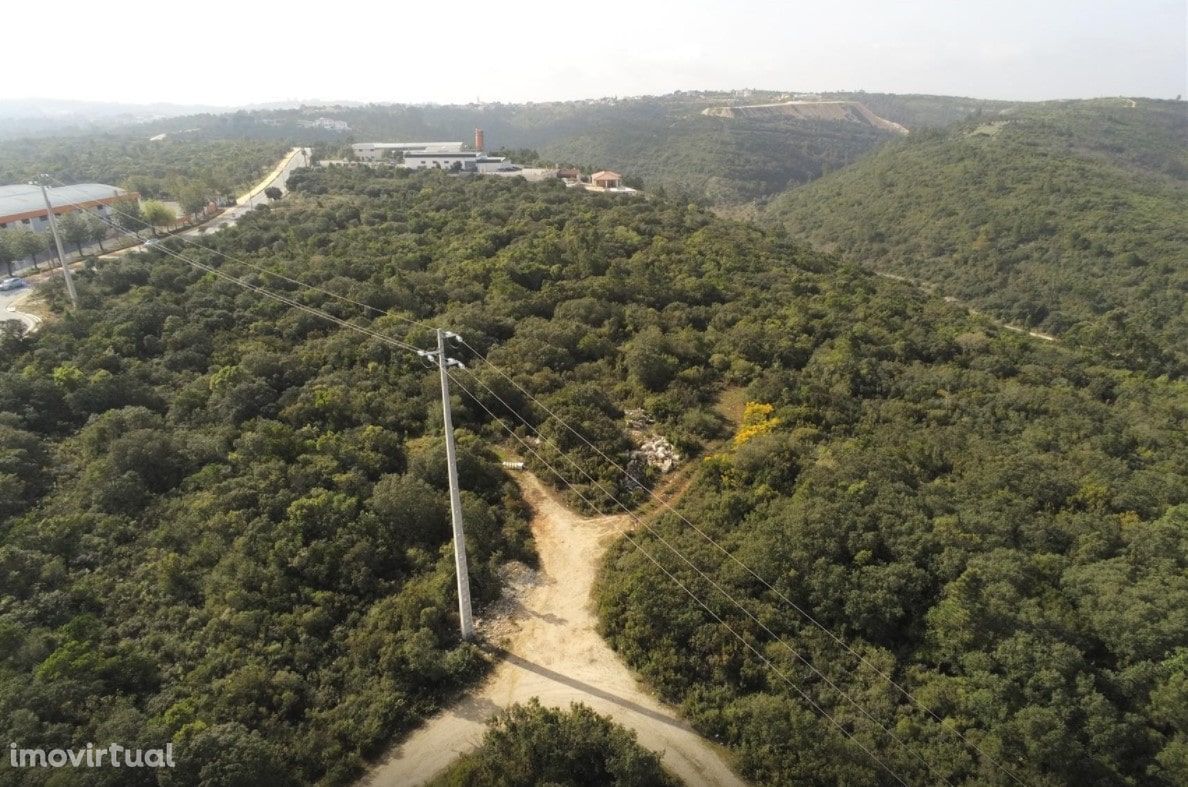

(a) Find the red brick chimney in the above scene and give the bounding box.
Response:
[474,128,485,152]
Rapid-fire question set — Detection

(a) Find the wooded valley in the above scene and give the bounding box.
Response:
[767,99,1188,377]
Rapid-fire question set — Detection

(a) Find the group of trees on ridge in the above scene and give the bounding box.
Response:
[0,167,1182,784]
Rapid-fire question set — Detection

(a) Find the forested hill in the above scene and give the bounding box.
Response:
[0,168,1183,784]
[766,98,1188,376]
[131,92,1006,204]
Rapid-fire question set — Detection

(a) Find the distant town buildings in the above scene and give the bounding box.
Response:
[0,183,137,234]
[299,117,352,132]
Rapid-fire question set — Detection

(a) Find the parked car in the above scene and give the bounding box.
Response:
[0,277,26,292]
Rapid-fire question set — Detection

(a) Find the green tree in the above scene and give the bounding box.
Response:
[85,213,109,252]
[8,227,46,271]
[0,230,17,275]
[432,701,679,787]
[111,199,147,238]
[179,185,209,219]
[624,326,678,392]
[141,200,176,236]
[367,474,449,546]
[57,211,90,254]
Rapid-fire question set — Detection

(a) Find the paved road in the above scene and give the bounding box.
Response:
[0,287,40,331]
[238,147,311,206]
[182,147,311,235]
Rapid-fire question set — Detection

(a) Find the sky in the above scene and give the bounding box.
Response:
[8,0,1186,106]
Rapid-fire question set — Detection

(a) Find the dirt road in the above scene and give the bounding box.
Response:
[362,473,744,787]
[873,269,1057,342]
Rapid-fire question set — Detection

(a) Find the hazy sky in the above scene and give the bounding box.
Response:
[12,0,1186,105]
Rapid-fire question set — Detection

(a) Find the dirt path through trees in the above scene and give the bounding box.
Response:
[361,473,744,786]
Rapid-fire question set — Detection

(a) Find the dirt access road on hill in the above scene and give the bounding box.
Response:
[362,473,744,787]
[872,269,1057,342]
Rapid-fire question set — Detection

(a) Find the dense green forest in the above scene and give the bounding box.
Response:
[430,701,678,786]
[0,168,1183,785]
[766,99,1188,376]
[0,137,289,200]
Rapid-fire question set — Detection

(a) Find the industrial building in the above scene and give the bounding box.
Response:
[400,151,511,172]
[351,141,465,160]
[0,183,137,234]
[356,129,512,172]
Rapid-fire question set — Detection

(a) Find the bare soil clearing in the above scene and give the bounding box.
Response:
[362,473,744,787]
[702,100,909,134]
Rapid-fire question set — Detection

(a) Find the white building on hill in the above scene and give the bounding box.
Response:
[400,151,512,173]
[352,142,464,161]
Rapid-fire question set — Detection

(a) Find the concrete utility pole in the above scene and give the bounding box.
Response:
[34,177,78,307]
[429,329,475,639]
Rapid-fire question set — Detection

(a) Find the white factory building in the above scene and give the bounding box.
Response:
[351,141,464,161]
[354,129,512,172]
[400,151,512,173]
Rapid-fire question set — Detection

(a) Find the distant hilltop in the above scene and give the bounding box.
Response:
[702,100,909,134]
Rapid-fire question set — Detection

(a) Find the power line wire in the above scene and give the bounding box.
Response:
[445,370,912,786]
[452,338,1026,785]
[446,366,953,785]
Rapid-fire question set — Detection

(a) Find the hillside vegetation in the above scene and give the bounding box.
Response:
[0,137,290,200]
[532,104,893,204]
[0,168,1182,785]
[767,99,1188,376]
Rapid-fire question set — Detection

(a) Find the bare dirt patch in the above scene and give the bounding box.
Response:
[702,100,909,134]
[361,473,744,787]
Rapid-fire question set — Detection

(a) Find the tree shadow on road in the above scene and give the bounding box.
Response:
[483,645,695,733]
